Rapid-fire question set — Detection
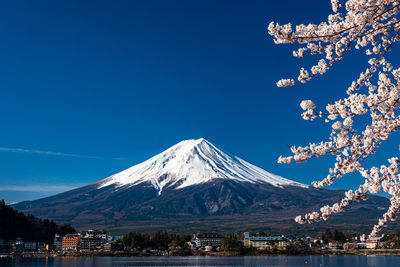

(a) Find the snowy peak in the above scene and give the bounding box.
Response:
[98,138,307,194]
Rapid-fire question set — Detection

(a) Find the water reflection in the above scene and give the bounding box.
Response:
[2,255,400,267]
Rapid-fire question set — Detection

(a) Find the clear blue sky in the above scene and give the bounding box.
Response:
[1,0,399,202]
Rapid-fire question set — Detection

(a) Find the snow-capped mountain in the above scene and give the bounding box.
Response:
[98,138,307,194]
[13,138,389,233]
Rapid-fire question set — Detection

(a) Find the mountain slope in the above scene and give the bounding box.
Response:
[98,138,306,194]
[13,138,390,234]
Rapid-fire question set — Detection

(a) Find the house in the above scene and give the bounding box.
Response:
[62,234,81,252]
[193,233,224,248]
[243,232,287,249]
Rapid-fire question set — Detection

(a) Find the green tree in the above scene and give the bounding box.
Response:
[0,200,75,242]
[221,235,241,251]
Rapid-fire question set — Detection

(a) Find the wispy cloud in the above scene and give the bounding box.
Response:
[111,157,125,161]
[0,147,124,160]
[0,185,79,192]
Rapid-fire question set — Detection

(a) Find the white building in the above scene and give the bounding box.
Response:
[243,232,288,250]
[366,236,383,249]
[193,233,224,248]
[85,230,107,240]
[54,234,63,251]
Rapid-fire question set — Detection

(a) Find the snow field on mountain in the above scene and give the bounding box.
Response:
[98,138,307,194]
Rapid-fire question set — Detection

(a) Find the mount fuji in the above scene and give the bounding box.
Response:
[14,138,390,234]
[98,138,307,194]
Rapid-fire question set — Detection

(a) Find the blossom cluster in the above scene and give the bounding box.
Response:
[269,0,400,88]
[271,0,400,238]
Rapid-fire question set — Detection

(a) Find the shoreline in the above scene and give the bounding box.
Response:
[4,249,400,258]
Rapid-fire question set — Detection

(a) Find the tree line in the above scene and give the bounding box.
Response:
[0,200,75,243]
[121,231,191,251]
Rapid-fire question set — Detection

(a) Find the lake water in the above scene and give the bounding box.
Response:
[2,255,400,267]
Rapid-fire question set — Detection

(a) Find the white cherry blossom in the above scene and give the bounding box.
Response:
[270,0,400,238]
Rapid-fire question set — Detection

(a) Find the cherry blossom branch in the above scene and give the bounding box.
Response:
[271,0,400,238]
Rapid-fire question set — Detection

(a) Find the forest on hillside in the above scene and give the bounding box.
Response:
[0,200,75,243]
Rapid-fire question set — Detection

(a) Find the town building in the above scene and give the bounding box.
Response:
[243,232,287,249]
[328,241,343,250]
[359,234,366,242]
[103,242,113,252]
[80,237,102,252]
[188,241,197,250]
[193,233,224,248]
[37,242,47,253]
[366,236,382,249]
[85,230,107,240]
[54,234,63,251]
[356,234,384,249]
[24,241,37,252]
[62,234,81,252]
[13,238,24,253]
